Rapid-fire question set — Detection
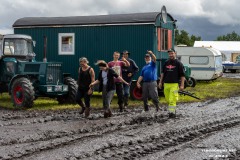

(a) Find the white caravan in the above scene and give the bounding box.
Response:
[175,46,223,80]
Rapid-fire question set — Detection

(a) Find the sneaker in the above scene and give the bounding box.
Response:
[84,107,91,118]
[168,112,176,118]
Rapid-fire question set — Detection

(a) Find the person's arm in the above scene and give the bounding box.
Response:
[89,68,95,83]
[180,76,185,91]
[121,57,130,67]
[136,76,143,88]
[117,76,129,85]
[131,60,139,76]
[89,80,99,88]
[148,50,156,62]
[159,73,164,89]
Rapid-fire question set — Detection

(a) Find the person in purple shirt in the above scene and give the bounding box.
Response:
[136,50,160,112]
[108,51,130,112]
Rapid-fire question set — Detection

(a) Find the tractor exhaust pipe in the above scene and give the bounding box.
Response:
[43,35,47,62]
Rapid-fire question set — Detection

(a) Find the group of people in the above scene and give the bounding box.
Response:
[75,49,185,119]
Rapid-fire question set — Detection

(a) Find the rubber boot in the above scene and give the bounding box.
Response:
[84,107,91,118]
[79,101,86,114]
[124,96,129,108]
[119,103,124,112]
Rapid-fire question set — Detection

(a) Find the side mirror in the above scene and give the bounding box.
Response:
[33,41,36,47]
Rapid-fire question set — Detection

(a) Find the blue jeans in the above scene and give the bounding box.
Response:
[123,83,130,97]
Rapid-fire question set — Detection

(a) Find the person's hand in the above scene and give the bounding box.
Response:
[158,83,162,89]
[147,50,153,55]
[126,82,130,86]
[122,57,126,61]
[89,83,94,88]
[137,82,141,88]
[127,73,132,77]
[179,85,184,91]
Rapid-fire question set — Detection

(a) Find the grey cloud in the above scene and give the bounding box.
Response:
[0,0,240,40]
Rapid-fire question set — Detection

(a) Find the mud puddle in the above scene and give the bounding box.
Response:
[0,96,240,160]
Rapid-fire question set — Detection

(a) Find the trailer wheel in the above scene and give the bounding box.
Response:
[130,81,142,100]
[187,77,196,87]
[11,77,35,108]
[57,77,77,104]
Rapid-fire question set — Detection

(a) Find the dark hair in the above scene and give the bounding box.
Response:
[95,60,108,67]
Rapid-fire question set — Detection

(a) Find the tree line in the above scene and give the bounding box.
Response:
[175,30,240,46]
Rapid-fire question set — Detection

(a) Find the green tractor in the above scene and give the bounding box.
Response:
[0,34,77,108]
[130,65,196,100]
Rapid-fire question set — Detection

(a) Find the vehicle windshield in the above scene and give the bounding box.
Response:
[3,38,34,56]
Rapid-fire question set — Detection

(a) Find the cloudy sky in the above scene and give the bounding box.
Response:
[1,0,240,40]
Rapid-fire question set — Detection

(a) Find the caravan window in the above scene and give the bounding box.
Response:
[58,33,75,55]
[189,56,209,65]
[157,28,172,51]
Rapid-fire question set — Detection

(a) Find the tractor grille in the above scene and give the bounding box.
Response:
[46,64,63,84]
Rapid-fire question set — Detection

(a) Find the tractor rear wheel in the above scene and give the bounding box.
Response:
[11,77,35,108]
[57,77,77,104]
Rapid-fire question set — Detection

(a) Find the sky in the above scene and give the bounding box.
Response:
[1,0,240,40]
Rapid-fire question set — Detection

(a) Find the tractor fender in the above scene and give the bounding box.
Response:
[8,75,28,95]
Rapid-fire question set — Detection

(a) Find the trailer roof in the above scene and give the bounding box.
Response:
[13,12,175,28]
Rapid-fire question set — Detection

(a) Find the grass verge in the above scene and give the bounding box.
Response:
[0,77,239,110]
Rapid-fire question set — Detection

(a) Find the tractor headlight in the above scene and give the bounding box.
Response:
[47,86,53,92]
[63,85,68,91]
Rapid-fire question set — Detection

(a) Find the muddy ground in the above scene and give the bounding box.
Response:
[0,72,240,160]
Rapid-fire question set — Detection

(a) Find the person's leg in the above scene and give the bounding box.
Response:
[168,83,179,115]
[104,90,115,118]
[83,90,91,117]
[148,81,160,111]
[75,89,85,114]
[115,83,124,112]
[102,85,108,110]
[142,82,149,111]
[123,83,130,108]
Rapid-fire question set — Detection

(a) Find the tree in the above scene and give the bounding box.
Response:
[175,29,201,46]
[216,31,240,41]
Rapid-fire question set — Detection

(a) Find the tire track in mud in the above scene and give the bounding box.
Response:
[6,114,240,160]
[0,111,168,160]
[0,97,240,159]
[62,115,240,160]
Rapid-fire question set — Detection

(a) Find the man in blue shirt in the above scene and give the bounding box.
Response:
[136,50,159,112]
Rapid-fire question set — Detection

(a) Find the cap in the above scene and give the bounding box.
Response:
[167,48,175,53]
[121,50,131,55]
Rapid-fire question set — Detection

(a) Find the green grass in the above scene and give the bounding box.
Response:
[0,77,239,110]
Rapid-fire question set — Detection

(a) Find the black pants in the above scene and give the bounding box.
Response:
[115,82,124,106]
[75,88,91,108]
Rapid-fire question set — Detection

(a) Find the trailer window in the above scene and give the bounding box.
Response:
[189,56,209,65]
[157,28,172,51]
[58,33,75,55]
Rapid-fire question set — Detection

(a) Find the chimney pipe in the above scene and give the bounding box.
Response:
[43,35,47,62]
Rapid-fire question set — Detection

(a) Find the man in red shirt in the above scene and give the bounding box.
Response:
[108,51,130,112]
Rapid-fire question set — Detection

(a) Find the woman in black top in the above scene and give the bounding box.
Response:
[76,57,95,118]
[89,60,129,118]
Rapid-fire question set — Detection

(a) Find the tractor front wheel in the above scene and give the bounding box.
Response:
[11,77,35,108]
[57,77,77,104]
